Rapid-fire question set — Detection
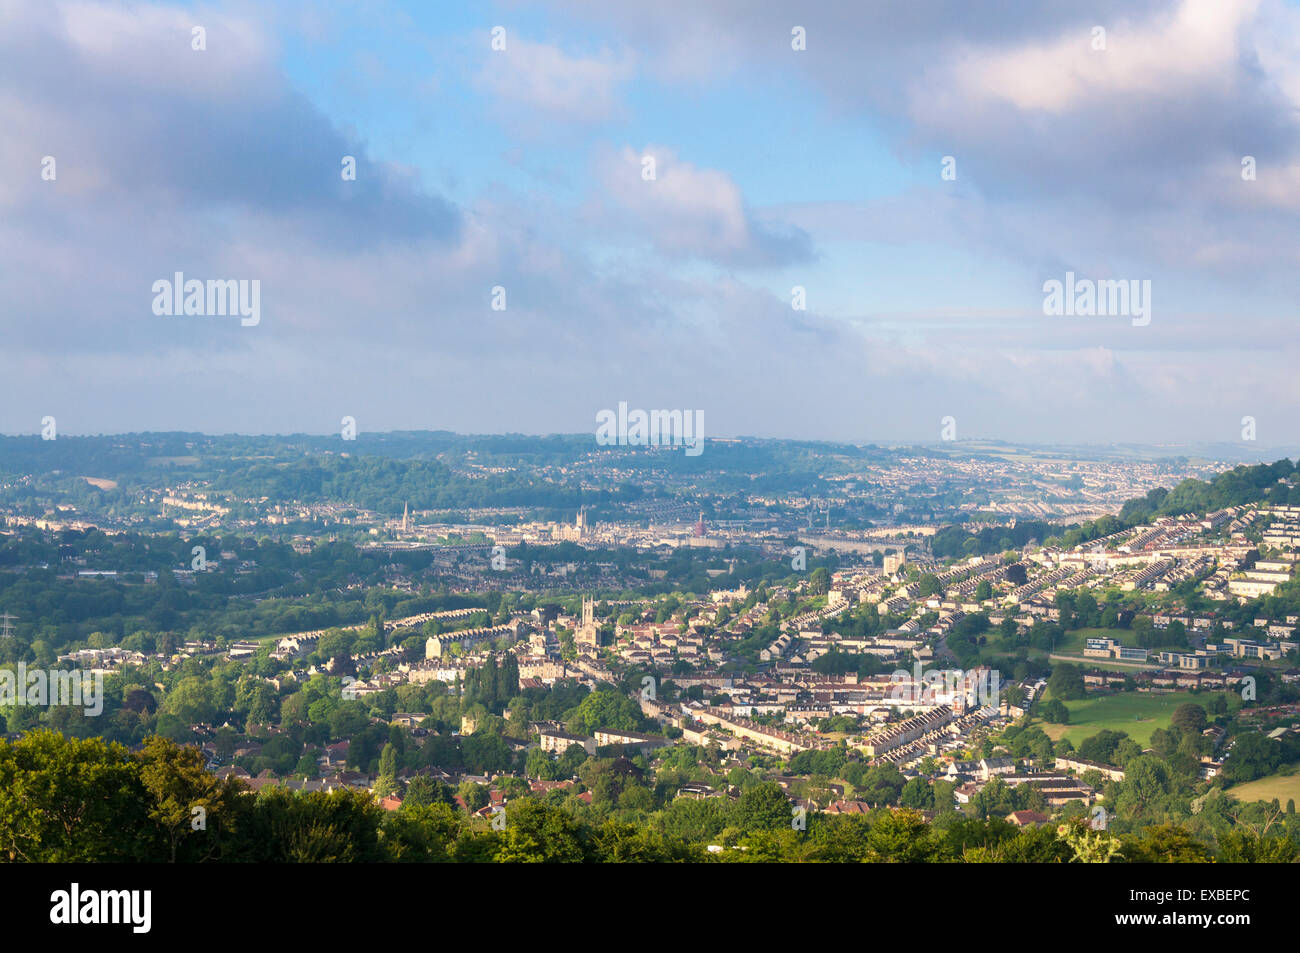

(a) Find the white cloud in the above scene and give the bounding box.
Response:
[476,36,633,124]
[584,144,812,267]
[927,0,1257,114]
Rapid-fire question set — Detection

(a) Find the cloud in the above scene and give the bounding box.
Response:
[583,145,813,267]
[2,0,1298,446]
[0,0,459,243]
[475,35,634,125]
[934,0,1255,113]
[548,0,1300,281]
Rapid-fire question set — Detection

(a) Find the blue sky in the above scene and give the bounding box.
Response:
[2,0,1299,447]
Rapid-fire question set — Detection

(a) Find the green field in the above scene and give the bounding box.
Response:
[1037,690,1215,747]
[1055,626,1191,656]
[1054,627,1139,655]
[1226,765,1300,804]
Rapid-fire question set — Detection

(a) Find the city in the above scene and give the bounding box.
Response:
[3,0,1298,934]
[1,435,1298,873]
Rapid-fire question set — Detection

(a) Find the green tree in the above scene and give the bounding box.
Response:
[0,732,153,861]
[1047,663,1086,701]
[1171,702,1208,734]
[732,782,792,833]
[867,808,940,862]
[137,735,244,863]
[375,743,400,797]
[493,800,588,863]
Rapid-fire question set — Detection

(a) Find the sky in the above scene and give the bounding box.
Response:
[2,0,1299,447]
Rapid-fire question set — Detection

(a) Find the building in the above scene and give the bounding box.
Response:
[1007,810,1051,827]
[1084,637,1148,662]
[538,729,595,756]
[1054,756,1126,782]
[575,596,601,648]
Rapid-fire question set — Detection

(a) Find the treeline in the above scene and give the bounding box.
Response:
[933,458,1300,559]
[1120,458,1300,523]
[4,732,1297,863]
[932,520,1069,559]
[0,432,909,515]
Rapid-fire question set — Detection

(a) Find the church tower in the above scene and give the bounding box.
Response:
[576,596,599,647]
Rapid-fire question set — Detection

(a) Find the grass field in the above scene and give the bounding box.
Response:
[1054,627,1189,655]
[1037,691,1215,747]
[1226,765,1300,804]
[1053,627,1139,655]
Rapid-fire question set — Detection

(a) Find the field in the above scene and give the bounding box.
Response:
[1226,765,1300,804]
[1055,626,1189,655]
[1054,627,1140,655]
[1037,691,1214,747]
[990,628,1181,669]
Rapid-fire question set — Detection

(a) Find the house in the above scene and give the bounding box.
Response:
[538,729,596,756]
[1007,810,1051,827]
[978,757,1015,780]
[1054,755,1126,782]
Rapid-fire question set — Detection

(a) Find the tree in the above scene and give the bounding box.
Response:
[1078,729,1129,764]
[867,809,939,862]
[1115,756,1173,822]
[1216,830,1300,863]
[1042,699,1070,724]
[899,777,935,810]
[809,567,830,596]
[916,574,942,598]
[1222,732,1284,783]
[1132,615,1156,648]
[381,802,460,862]
[0,731,155,862]
[403,775,456,810]
[164,677,217,725]
[1166,619,1187,648]
[566,688,644,735]
[458,781,488,812]
[123,688,158,715]
[374,744,400,797]
[557,742,589,778]
[1121,824,1212,863]
[1171,703,1207,735]
[526,746,558,781]
[245,788,387,863]
[732,782,792,833]
[593,820,699,862]
[492,800,587,863]
[1047,663,1086,701]
[137,735,243,862]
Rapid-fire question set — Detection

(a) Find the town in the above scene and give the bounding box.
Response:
[1,435,1297,864]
